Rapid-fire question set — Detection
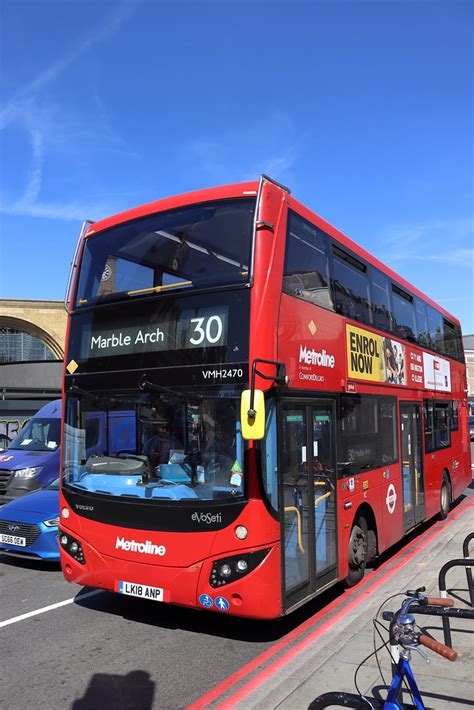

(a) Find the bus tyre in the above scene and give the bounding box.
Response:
[439,473,451,520]
[345,516,368,587]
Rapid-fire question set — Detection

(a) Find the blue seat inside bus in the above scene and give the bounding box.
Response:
[159,464,192,482]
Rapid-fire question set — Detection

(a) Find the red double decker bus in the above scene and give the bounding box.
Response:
[59,175,471,618]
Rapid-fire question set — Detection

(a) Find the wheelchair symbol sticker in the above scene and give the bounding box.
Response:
[199,594,214,608]
[215,596,229,612]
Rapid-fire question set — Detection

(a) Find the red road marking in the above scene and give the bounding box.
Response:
[216,499,474,710]
[187,498,473,710]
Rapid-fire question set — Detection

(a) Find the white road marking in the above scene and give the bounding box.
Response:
[0,589,102,628]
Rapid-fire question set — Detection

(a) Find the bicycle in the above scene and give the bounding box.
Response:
[308,587,457,710]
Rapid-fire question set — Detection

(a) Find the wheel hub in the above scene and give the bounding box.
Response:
[350,532,366,568]
[441,484,448,511]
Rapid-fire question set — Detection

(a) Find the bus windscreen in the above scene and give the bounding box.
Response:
[63,388,245,502]
[75,198,255,308]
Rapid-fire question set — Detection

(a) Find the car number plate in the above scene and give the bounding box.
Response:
[117,580,166,601]
[0,533,27,546]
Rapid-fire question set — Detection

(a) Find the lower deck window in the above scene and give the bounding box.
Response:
[338,394,397,476]
[424,399,451,452]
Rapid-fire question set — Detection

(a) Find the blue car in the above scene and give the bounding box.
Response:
[0,478,60,561]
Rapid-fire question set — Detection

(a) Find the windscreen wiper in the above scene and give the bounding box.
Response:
[139,375,202,400]
[68,384,100,402]
[68,384,119,408]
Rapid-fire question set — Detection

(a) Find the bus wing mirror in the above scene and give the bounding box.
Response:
[241,390,265,440]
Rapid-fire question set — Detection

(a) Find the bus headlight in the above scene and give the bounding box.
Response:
[235,525,248,540]
[236,559,248,573]
[59,531,85,564]
[210,548,270,588]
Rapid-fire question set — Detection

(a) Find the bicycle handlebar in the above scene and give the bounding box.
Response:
[418,634,457,661]
[425,597,454,607]
[390,591,458,662]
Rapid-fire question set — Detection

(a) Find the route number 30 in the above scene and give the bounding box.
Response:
[189,315,224,345]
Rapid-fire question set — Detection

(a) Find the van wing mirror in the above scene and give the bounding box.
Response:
[241,390,265,440]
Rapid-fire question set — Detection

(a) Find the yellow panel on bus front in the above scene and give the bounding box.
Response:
[346,324,392,383]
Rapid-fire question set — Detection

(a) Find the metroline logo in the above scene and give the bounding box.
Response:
[299,345,336,368]
[115,536,166,556]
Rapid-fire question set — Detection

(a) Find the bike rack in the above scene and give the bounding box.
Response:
[439,559,474,607]
[429,531,474,647]
[462,532,474,607]
[308,691,384,709]
[410,602,474,640]
[410,533,474,648]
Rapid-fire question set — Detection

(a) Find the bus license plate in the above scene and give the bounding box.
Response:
[117,581,165,601]
[0,533,26,547]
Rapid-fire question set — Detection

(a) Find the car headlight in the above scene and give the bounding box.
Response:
[44,516,60,527]
[14,466,43,479]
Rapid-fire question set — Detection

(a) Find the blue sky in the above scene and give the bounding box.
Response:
[0,0,473,333]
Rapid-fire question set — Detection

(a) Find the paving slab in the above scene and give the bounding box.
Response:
[230,499,474,710]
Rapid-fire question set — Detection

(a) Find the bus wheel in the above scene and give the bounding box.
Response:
[345,516,368,587]
[439,473,451,520]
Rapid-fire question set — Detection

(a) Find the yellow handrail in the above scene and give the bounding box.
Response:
[284,490,332,556]
[284,506,304,553]
[314,492,331,507]
[127,281,193,296]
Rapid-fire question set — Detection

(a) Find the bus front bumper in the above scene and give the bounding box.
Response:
[59,530,282,619]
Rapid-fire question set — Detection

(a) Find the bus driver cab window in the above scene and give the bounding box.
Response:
[141,408,183,468]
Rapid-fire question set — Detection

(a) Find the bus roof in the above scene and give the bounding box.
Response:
[85,181,259,237]
[83,179,460,327]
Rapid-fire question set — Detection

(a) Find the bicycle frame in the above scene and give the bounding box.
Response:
[308,589,456,710]
[384,656,425,710]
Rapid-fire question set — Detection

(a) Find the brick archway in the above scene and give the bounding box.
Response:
[0,300,67,360]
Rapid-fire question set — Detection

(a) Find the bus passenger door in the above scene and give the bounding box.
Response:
[311,404,337,580]
[280,401,338,610]
[281,405,311,601]
[400,402,425,531]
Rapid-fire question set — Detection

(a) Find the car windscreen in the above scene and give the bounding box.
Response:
[75,198,255,308]
[8,418,61,452]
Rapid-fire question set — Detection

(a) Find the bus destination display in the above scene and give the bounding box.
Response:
[83,306,229,358]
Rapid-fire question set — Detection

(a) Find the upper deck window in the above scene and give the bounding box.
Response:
[283,211,334,311]
[426,306,444,353]
[391,284,416,342]
[370,268,392,332]
[414,298,430,348]
[442,319,459,360]
[332,246,372,325]
[75,198,255,308]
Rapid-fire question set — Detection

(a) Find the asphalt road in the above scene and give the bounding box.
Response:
[1,553,349,710]
[1,458,473,710]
